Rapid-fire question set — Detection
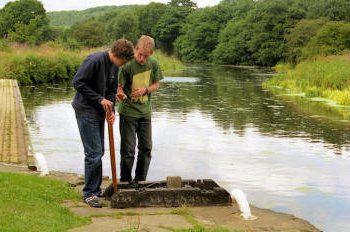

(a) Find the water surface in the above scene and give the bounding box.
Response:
[21,65,350,232]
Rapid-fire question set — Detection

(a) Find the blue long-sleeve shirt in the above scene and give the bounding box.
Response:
[72,51,118,120]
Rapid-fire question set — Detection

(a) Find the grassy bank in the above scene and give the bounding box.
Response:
[263,55,350,106]
[0,172,89,232]
[0,42,184,85]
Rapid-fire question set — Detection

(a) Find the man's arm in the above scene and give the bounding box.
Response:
[74,57,113,112]
[105,70,118,106]
[145,81,160,94]
[73,58,104,103]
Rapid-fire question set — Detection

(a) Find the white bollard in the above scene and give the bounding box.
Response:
[34,153,49,176]
[231,189,257,220]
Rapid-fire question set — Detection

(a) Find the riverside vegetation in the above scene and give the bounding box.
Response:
[263,19,350,107]
[263,55,350,106]
[0,41,184,85]
[1,0,350,107]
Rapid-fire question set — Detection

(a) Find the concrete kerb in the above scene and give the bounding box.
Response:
[52,171,320,232]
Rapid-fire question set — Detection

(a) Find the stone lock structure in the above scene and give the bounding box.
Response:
[104,177,232,208]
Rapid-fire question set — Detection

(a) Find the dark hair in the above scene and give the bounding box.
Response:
[110,39,134,61]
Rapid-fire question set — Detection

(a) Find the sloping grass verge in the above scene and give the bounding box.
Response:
[0,172,90,232]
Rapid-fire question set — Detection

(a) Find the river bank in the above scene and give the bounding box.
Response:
[0,163,320,232]
[263,54,350,107]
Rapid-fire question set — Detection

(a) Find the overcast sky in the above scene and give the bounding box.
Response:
[0,0,221,11]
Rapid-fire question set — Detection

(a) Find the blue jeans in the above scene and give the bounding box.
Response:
[76,115,105,198]
[119,115,152,182]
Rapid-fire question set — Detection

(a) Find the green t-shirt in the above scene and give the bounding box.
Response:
[118,56,163,118]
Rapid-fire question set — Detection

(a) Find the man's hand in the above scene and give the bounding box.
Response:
[131,87,147,97]
[116,91,127,101]
[100,98,113,112]
[106,111,115,124]
[116,84,127,101]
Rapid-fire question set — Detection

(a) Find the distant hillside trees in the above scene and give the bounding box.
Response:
[1,0,350,66]
[175,0,254,63]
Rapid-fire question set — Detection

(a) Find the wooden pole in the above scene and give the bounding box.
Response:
[106,111,117,193]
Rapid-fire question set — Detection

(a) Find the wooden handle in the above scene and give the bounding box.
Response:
[106,111,117,193]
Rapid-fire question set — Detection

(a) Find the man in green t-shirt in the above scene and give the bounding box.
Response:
[116,35,163,183]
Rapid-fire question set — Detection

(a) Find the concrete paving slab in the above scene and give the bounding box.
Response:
[0,79,34,167]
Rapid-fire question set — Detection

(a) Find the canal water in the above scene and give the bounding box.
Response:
[21,65,350,232]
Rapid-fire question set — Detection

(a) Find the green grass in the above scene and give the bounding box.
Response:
[264,55,350,106]
[0,172,90,232]
[153,51,185,74]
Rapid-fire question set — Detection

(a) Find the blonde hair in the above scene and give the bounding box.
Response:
[136,35,155,53]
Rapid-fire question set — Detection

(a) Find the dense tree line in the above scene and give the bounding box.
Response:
[1,0,350,66]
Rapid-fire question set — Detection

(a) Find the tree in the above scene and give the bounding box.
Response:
[136,3,167,37]
[153,4,194,53]
[285,18,328,63]
[306,0,350,21]
[247,0,306,66]
[105,11,139,43]
[8,15,51,45]
[301,21,350,59]
[212,19,252,64]
[0,0,47,37]
[175,0,254,62]
[70,19,105,47]
[168,0,197,8]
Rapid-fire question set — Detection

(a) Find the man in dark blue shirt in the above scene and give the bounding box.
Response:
[72,39,134,208]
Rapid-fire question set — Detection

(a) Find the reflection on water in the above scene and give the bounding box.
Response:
[21,65,350,232]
